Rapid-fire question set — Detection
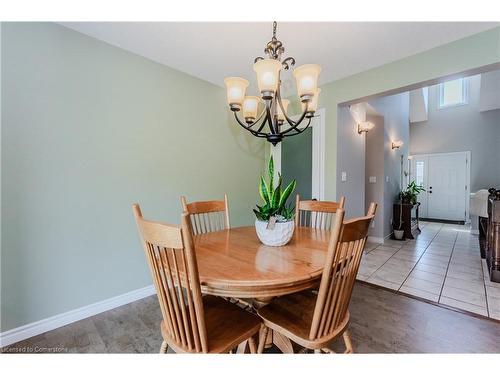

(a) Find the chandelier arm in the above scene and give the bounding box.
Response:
[276,86,295,126]
[282,117,312,137]
[247,106,268,129]
[253,110,271,134]
[243,107,267,130]
[276,85,310,131]
[280,107,310,135]
[233,112,268,137]
[265,101,276,135]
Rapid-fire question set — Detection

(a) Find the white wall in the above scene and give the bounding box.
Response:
[365,115,385,238]
[479,70,500,112]
[410,87,428,122]
[410,74,500,192]
[336,106,365,218]
[368,93,410,237]
[337,92,409,236]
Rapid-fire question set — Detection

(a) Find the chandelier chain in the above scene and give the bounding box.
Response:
[272,21,277,40]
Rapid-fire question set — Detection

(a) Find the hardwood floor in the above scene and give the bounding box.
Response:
[2,283,499,353]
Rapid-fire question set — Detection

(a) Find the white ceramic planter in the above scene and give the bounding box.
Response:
[255,219,295,247]
[393,229,405,240]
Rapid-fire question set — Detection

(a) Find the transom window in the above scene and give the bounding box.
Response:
[438,78,468,109]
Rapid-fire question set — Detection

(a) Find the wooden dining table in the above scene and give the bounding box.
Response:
[192,225,332,353]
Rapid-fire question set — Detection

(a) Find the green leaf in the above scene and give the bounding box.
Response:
[259,176,270,204]
[270,174,282,210]
[278,179,296,209]
[268,156,274,191]
[253,209,265,221]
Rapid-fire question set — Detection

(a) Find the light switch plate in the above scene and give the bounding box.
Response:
[386,176,390,182]
[369,176,376,183]
[341,172,347,182]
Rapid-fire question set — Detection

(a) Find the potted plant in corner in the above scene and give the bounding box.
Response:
[253,156,296,246]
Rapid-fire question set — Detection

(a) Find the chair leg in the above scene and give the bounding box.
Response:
[321,347,335,354]
[343,330,354,354]
[236,340,248,353]
[159,340,168,354]
[248,335,257,354]
[257,326,269,354]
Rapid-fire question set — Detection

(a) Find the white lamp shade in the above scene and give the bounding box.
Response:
[276,99,290,121]
[224,77,249,107]
[243,96,261,120]
[293,64,321,99]
[253,59,282,95]
[301,88,321,113]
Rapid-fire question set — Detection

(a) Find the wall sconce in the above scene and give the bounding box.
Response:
[357,121,374,134]
[392,140,404,149]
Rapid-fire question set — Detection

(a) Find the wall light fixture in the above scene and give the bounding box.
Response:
[392,140,404,149]
[357,121,375,134]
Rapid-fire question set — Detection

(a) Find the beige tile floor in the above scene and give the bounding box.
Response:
[358,221,500,320]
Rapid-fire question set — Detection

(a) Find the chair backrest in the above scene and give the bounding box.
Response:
[181,195,230,235]
[295,195,346,230]
[133,204,208,353]
[309,202,377,341]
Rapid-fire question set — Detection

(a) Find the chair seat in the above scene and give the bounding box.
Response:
[257,290,349,349]
[161,295,261,353]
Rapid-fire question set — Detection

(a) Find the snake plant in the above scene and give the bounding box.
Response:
[253,156,296,222]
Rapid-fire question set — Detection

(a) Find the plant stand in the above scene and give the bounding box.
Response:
[392,202,421,240]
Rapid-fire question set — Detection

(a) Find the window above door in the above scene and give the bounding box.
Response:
[438,78,469,109]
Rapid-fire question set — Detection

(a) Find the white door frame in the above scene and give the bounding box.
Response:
[271,107,326,200]
[410,151,471,222]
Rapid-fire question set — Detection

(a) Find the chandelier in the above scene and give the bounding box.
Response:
[224,22,321,146]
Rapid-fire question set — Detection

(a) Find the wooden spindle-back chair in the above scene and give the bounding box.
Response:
[133,204,261,353]
[258,203,377,353]
[295,195,346,230]
[181,195,230,235]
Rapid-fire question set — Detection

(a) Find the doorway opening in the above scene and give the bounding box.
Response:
[271,108,325,201]
[336,64,500,320]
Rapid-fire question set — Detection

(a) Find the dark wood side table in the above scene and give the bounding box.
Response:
[392,202,421,240]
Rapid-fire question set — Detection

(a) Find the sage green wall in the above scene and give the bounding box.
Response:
[320,27,500,201]
[1,22,264,332]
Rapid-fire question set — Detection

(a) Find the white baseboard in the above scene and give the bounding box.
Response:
[367,236,385,244]
[0,284,156,348]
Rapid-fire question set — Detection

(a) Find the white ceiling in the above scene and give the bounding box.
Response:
[60,22,499,97]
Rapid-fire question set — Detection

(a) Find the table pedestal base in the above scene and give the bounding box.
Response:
[253,297,294,353]
[273,332,294,353]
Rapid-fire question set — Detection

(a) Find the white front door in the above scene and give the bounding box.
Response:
[411,151,469,221]
[427,152,468,221]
